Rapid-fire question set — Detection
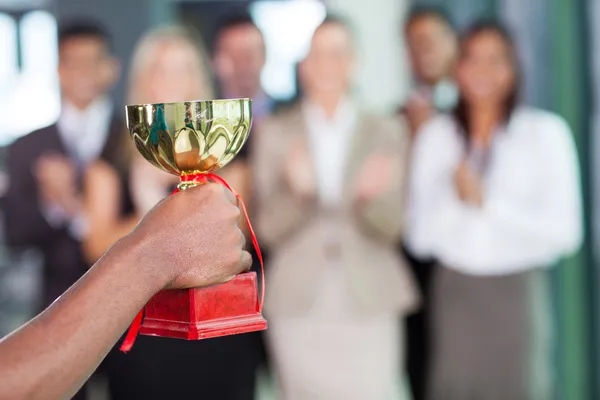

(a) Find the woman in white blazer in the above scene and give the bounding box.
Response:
[405,20,583,400]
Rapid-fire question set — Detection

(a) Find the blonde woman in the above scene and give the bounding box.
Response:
[83,26,260,400]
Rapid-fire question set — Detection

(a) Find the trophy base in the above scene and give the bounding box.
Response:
[139,272,267,340]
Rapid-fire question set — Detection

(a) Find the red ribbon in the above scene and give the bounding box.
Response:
[120,173,265,353]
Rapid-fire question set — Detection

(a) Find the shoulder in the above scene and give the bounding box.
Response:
[416,113,460,149]
[358,112,409,148]
[510,107,575,148]
[9,124,58,158]
[512,107,570,131]
[270,98,294,114]
[509,108,579,170]
[257,103,302,137]
[420,113,456,135]
[12,124,56,147]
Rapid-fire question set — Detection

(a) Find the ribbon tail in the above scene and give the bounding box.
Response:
[207,173,266,312]
[120,309,144,353]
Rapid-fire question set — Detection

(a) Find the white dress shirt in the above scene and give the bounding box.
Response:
[57,96,113,166]
[303,99,357,208]
[404,107,583,275]
[43,97,113,237]
[408,79,459,112]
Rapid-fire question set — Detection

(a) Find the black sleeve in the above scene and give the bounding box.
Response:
[3,136,60,248]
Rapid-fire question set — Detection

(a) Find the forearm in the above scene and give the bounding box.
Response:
[0,235,162,400]
[355,123,409,243]
[355,192,403,243]
[82,217,141,263]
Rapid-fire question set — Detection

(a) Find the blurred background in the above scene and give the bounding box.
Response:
[0,0,596,399]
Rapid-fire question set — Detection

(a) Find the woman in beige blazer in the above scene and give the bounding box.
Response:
[252,17,418,400]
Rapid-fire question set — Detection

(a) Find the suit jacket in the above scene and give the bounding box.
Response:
[3,117,125,308]
[252,104,419,317]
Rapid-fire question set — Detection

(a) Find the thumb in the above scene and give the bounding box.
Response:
[217,251,253,284]
[238,250,253,274]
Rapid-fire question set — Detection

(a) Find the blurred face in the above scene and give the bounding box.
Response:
[140,41,205,104]
[213,25,265,98]
[456,30,516,106]
[58,36,119,109]
[300,23,355,99]
[406,15,457,85]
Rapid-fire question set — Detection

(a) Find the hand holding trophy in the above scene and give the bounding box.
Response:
[121,98,266,352]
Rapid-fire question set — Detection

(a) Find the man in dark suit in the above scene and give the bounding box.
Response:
[400,7,458,400]
[3,21,121,313]
[213,12,275,127]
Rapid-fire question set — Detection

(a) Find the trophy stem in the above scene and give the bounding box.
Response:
[177,172,209,191]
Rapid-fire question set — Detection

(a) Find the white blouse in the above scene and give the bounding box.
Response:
[303,99,357,208]
[404,107,583,276]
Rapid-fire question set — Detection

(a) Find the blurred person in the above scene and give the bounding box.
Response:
[4,20,121,308]
[405,21,582,400]
[0,183,252,400]
[83,26,261,400]
[211,11,273,223]
[213,12,273,127]
[401,6,458,135]
[400,6,458,400]
[253,16,419,400]
[2,20,120,400]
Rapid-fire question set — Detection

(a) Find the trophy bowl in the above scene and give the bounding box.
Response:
[126,98,252,183]
[122,98,266,343]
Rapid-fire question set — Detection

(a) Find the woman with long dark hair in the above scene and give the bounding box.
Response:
[405,20,582,399]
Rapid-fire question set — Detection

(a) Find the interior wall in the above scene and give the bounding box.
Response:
[325,0,411,113]
[53,0,151,110]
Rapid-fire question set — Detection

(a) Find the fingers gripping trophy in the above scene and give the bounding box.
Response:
[120,99,266,351]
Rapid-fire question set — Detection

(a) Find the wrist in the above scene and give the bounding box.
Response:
[109,233,170,296]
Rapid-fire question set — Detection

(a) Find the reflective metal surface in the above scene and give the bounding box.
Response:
[126,99,252,176]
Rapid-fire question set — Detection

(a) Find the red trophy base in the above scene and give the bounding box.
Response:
[139,272,267,340]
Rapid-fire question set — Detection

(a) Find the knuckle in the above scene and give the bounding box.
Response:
[239,229,246,247]
[229,203,241,219]
[219,203,239,223]
[208,182,224,198]
[191,186,212,207]
[225,251,241,270]
[230,228,243,247]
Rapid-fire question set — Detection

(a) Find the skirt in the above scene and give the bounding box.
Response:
[267,266,405,400]
[428,267,553,400]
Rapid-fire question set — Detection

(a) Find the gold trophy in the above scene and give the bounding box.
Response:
[121,99,266,350]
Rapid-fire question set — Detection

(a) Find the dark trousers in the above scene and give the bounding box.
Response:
[252,246,270,372]
[71,385,87,400]
[103,247,269,400]
[105,333,261,400]
[402,246,436,400]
